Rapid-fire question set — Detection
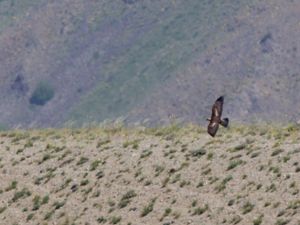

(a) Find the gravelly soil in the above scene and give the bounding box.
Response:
[0,125,299,225]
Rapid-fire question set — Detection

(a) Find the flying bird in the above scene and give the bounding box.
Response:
[207,96,229,137]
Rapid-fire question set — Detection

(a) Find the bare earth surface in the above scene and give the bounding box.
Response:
[0,125,299,225]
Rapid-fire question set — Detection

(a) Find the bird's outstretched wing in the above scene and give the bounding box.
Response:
[213,96,223,119]
[207,121,219,137]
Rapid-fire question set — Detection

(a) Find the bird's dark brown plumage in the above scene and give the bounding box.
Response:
[207,96,229,137]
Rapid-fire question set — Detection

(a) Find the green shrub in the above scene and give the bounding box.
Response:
[118,190,137,208]
[97,216,107,223]
[141,198,156,217]
[0,207,7,214]
[41,195,49,205]
[77,157,89,165]
[90,160,101,171]
[191,149,206,158]
[26,213,34,221]
[242,201,254,214]
[12,188,31,202]
[110,216,121,224]
[253,214,263,225]
[227,160,244,170]
[29,81,54,106]
[192,204,208,215]
[32,195,41,211]
[5,180,17,191]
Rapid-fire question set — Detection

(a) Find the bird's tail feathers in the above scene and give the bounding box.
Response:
[220,118,229,128]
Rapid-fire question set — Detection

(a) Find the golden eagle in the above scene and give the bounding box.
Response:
[207,96,229,137]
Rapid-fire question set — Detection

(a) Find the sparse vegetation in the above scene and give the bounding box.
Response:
[32,195,41,211]
[5,180,17,191]
[192,204,208,215]
[141,198,156,217]
[110,216,121,224]
[12,188,31,202]
[215,175,233,193]
[272,149,284,156]
[230,215,242,224]
[77,157,89,165]
[0,125,299,224]
[253,214,263,225]
[275,219,290,225]
[242,201,255,214]
[97,216,107,223]
[90,160,101,171]
[118,190,137,208]
[190,149,206,158]
[0,206,7,214]
[227,159,244,170]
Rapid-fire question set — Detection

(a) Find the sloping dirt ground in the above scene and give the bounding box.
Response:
[0,125,299,225]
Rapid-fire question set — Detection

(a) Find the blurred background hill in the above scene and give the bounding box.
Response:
[0,0,299,128]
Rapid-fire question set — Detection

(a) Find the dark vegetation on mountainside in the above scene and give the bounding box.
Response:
[0,0,299,128]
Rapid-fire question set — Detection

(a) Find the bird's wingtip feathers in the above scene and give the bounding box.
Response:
[216,96,224,102]
[221,118,229,127]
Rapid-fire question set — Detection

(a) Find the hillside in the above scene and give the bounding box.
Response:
[0,125,300,224]
[126,0,300,126]
[0,0,299,128]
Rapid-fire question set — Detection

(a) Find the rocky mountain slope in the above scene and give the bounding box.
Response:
[0,125,299,224]
[126,0,300,125]
[0,0,299,128]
